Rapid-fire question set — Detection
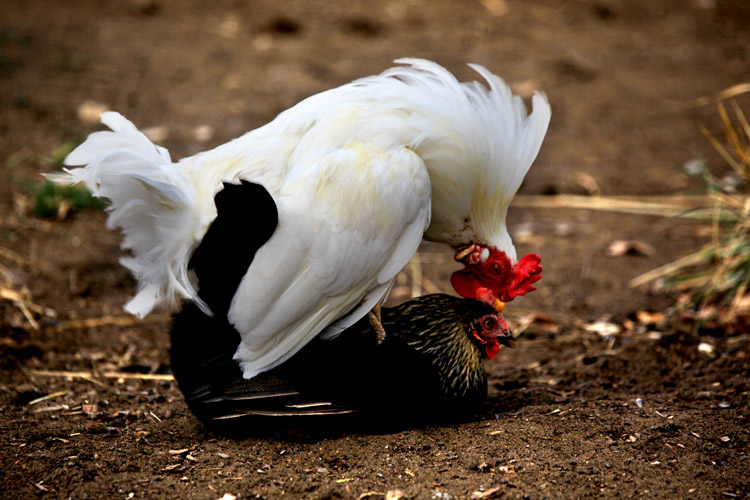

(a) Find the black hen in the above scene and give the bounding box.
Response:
[170,293,514,428]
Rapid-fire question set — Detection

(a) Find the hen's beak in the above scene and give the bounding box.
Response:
[498,333,516,349]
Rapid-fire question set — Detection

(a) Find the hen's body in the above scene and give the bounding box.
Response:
[171,178,511,428]
[170,294,500,428]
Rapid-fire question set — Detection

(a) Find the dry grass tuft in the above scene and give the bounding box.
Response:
[632,101,750,329]
[0,255,57,332]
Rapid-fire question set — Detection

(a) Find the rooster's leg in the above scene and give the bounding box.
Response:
[368,304,386,344]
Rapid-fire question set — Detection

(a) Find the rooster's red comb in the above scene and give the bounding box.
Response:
[503,253,542,301]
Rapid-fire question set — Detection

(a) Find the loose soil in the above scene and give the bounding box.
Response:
[1,1,749,498]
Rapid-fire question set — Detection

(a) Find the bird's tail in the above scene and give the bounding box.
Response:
[47,112,211,317]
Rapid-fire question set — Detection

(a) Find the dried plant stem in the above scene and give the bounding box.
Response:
[408,252,422,298]
[0,245,54,273]
[54,314,172,332]
[630,245,715,288]
[404,252,444,295]
[702,125,744,174]
[30,370,175,382]
[27,391,69,405]
[691,83,750,108]
[513,194,713,219]
[419,274,444,295]
[0,285,42,331]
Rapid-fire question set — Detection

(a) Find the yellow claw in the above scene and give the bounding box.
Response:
[454,244,480,262]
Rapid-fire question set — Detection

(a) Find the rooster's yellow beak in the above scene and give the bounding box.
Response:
[494,300,505,313]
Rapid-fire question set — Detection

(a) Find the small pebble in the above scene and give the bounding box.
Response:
[432,493,455,500]
[698,342,714,355]
[683,158,707,176]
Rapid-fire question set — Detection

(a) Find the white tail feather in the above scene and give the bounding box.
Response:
[48,112,210,317]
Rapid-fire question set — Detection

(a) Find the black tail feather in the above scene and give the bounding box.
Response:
[188,180,278,318]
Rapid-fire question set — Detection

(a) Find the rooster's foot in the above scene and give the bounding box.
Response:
[368,304,386,344]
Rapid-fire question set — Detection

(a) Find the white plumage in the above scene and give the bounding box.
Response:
[52,59,550,379]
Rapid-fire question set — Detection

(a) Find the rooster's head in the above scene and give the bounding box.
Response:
[450,244,542,313]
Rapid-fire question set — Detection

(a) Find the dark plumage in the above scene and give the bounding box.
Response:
[170,293,514,429]
[188,180,278,318]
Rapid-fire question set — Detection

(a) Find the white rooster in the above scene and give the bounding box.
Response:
[52,59,550,379]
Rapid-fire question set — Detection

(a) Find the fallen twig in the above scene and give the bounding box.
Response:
[27,391,69,405]
[29,370,175,382]
[0,285,50,331]
[0,245,55,273]
[54,314,172,332]
[513,194,714,219]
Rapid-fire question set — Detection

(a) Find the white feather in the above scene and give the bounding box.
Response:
[228,141,431,378]
[49,112,216,317]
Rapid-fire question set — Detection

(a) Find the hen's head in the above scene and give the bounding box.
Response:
[469,311,515,359]
[450,244,542,311]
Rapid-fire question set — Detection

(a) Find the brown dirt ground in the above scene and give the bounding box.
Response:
[1,0,749,498]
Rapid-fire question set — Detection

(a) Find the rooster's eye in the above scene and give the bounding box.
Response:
[491,263,501,275]
[482,317,497,330]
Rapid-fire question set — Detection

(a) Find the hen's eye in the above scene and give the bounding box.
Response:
[482,317,497,330]
[491,263,501,275]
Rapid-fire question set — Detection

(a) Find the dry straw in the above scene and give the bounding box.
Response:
[632,99,750,326]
